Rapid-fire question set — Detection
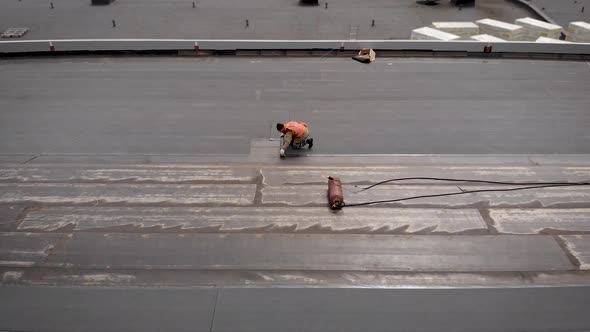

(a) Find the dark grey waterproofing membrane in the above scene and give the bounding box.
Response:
[1,58,589,155]
[1,285,589,332]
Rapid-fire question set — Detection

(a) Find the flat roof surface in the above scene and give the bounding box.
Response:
[1,55,590,331]
[1,151,590,331]
[1,57,589,155]
[0,0,534,39]
[528,0,590,27]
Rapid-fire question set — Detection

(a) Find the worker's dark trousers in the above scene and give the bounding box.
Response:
[290,133,309,149]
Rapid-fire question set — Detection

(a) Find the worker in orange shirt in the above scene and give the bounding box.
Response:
[276,121,314,157]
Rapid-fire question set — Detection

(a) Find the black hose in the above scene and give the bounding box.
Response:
[356,177,590,192]
[343,182,590,208]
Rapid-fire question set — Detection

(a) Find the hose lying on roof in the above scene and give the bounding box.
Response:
[328,176,590,209]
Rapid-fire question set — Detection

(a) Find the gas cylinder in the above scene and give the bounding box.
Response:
[327,176,344,209]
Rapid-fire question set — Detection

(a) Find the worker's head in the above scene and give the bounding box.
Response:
[276,123,285,132]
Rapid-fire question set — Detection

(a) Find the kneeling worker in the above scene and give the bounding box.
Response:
[276,121,314,158]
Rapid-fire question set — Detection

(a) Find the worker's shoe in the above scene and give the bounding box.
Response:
[306,138,314,149]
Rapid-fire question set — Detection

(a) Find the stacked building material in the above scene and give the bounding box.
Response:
[352,48,376,64]
[566,21,590,42]
[410,27,461,41]
[476,18,526,41]
[1,28,29,38]
[431,22,479,38]
[470,34,505,42]
[515,17,562,40]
